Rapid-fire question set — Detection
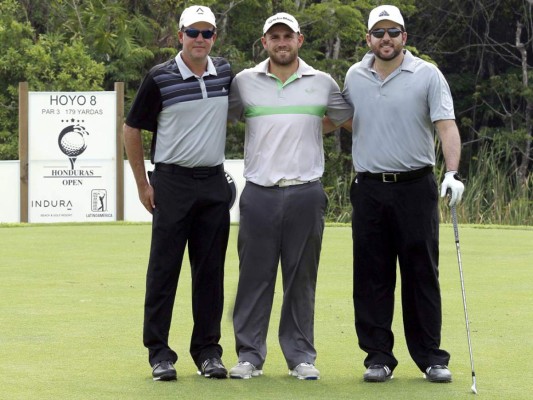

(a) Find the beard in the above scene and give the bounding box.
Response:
[268,48,298,66]
[372,43,403,61]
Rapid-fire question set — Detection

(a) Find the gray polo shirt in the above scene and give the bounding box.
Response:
[343,50,455,173]
[229,58,353,186]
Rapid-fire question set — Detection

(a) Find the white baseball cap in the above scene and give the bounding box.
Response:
[367,5,405,31]
[179,5,216,29]
[263,12,300,34]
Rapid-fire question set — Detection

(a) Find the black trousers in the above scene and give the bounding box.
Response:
[143,165,230,368]
[350,173,450,373]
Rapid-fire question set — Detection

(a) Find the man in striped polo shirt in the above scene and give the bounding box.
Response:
[227,12,352,380]
[124,5,232,381]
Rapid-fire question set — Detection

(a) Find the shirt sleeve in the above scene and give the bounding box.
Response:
[125,73,162,132]
[326,75,353,125]
[427,66,455,122]
[228,75,244,123]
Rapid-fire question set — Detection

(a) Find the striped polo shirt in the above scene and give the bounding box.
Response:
[228,58,352,187]
[126,52,232,167]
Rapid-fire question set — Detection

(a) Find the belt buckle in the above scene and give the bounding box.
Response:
[382,173,398,183]
[277,179,306,187]
[192,167,210,179]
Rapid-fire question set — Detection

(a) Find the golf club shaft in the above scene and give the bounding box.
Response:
[451,205,477,394]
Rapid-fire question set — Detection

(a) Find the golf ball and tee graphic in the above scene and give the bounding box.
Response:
[58,124,89,169]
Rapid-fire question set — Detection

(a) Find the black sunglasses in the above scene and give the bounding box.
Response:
[370,28,403,39]
[183,28,216,39]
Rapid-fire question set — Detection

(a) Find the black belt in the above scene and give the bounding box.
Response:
[357,166,433,183]
[155,163,222,179]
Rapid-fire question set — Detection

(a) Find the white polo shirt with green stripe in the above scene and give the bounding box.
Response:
[229,58,352,187]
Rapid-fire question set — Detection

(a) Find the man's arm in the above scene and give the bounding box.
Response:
[323,116,353,134]
[435,119,461,171]
[123,123,155,213]
[435,119,464,206]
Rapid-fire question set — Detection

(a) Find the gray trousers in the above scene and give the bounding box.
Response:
[232,181,327,369]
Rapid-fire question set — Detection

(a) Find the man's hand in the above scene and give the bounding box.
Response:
[139,182,155,214]
[440,171,464,207]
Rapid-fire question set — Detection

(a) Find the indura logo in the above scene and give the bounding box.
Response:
[31,199,73,210]
[58,120,89,169]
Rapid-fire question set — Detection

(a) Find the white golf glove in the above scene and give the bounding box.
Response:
[440,171,464,207]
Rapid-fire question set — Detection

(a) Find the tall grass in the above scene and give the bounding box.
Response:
[323,141,532,225]
[440,141,532,225]
[323,171,354,223]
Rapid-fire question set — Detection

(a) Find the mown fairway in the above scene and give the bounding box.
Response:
[0,223,531,399]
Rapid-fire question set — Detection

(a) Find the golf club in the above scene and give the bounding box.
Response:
[451,205,478,394]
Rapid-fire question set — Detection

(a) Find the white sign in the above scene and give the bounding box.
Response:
[28,91,117,223]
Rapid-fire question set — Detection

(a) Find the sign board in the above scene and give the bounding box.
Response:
[28,92,117,222]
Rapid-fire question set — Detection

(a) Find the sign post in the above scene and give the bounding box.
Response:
[19,82,29,223]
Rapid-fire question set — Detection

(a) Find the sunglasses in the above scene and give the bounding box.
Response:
[370,28,403,39]
[183,28,216,39]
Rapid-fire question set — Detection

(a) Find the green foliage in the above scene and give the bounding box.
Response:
[47,0,165,89]
[470,70,533,181]
[0,0,531,223]
[24,36,105,91]
[322,131,354,223]
[225,121,246,160]
[0,1,31,158]
[0,0,105,159]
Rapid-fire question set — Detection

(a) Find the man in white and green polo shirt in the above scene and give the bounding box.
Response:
[227,12,352,381]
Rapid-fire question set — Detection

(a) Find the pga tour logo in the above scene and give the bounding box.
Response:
[91,189,107,212]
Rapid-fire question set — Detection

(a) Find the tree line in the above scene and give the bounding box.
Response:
[1,0,531,224]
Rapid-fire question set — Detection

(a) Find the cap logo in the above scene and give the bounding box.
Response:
[195,7,204,15]
[268,15,294,24]
[379,10,390,17]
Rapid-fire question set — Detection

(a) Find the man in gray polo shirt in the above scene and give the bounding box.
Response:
[341,5,465,384]
[227,12,352,381]
[123,5,232,381]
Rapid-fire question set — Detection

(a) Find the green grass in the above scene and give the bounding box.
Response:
[0,223,532,399]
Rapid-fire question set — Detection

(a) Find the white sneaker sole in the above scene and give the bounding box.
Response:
[289,371,320,380]
[230,370,263,379]
[153,374,177,381]
[292,375,320,380]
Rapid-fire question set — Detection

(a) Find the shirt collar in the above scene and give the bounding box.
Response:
[175,51,217,79]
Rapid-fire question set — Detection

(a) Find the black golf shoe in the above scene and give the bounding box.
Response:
[425,365,452,383]
[198,358,228,379]
[152,360,177,381]
[363,365,393,382]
